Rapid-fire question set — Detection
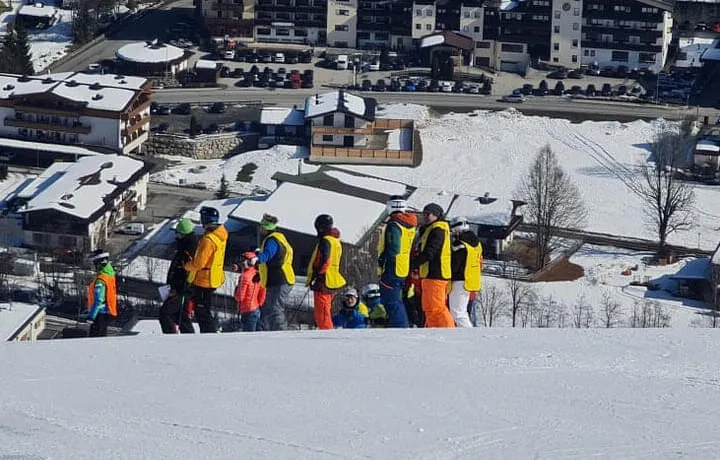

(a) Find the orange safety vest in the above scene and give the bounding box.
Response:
[86,273,117,317]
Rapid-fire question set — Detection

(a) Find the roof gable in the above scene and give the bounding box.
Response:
[304,90,377,121]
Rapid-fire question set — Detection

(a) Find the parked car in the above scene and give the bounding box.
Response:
[553,81,565,95]
[601,83,613,96]
[428,79,440,92]
[151,122,170,133]
[231,68,244,78]
[480,82,492,95]
[467,85,480,94]
[224,50,235,60]
[361,79,373,91]
[260,52,273,63]
[117,223,145,235]
[586,84,597,96]
[452,82,464,93]
[336,54,349,70]
[374,79,387,92]
[389,78,401,91]
[547,69,567,79]
[416,79,428,91]
[403,80,417,91]
[209,102,226,114]
[600,66,615,77]
[369,60,380,71]
[286,53,299,64]
[246,53,259,63]
[299,51,313,63]
[173,103,192,115]
[273,52,285,63]
[220,66,231,78]
[569,85,583,95]
[568,69,584,79]
[520,83,534,95]
[440,81,453,92]
[617,85,628,95]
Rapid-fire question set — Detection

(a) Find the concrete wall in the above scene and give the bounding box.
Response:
[143,132,246,159]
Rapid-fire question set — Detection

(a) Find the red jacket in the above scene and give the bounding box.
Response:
[235,266,266,313]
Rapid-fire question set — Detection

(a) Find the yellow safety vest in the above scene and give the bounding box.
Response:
[377,221,417,278]
[461,240,483,292]
[187,231,226,289]
[419,220,451,280]
[306,235,346,289]
[258,231,296,288]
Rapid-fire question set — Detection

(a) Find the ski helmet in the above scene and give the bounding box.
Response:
[343,287,358,299]
[90,250,109,267]
[175,217,194,235]
[200,206,220,226]
[422,203,444,219]
[450,216,470,234]
[314,214,333,233]
[361,283,381,299]
[386,196,408,214]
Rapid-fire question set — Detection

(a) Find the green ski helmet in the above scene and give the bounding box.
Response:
[175,217,194,235]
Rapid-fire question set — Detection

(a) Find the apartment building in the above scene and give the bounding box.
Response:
[254,0,327,44]
[0,72,151,155]
[327,0,358,48]
[580,0,673,72]
[356,0,391,48]
[201,0,255,38]
[550,0,583,66]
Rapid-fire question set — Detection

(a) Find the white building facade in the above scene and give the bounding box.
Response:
[327,0,358,48]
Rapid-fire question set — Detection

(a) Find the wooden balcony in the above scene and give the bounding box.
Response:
[4,117,92,134]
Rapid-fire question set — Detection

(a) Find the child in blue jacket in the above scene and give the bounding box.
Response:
[332,288,367,329]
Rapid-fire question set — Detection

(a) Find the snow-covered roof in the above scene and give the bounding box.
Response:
[67,73,148,90]
[670,257,710,280]
[677,37,718,68]
[447,194,513,226]
[406,187,455,213]
[230,182,386,245]
[304,90,376,121]
[701,44,720,62]
[17,3,57,18]
[0,302,43,341]
[116,41,186,64]
[696,139,720,153]
[0,137,101,156]
[0,72,146,112]
[385,128,413,150]
[195,59,218,70]
[52,82,137,111]
[500,0,519,10]
[18,154,147,220]
[260,107,306,126]
[323,169,407,197]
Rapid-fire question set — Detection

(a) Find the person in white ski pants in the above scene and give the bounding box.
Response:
[448,216,482,328]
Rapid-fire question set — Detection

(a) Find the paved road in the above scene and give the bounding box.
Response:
[53,0,196,73]
[153,88,698,121]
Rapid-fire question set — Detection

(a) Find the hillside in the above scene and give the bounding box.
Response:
[2,329,720,459]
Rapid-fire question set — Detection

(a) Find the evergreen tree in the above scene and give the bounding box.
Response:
[0,30,17,73]
[216,174,230,199]
[13,24,34,75]
[72,1,93,45]
[189,116,200,136]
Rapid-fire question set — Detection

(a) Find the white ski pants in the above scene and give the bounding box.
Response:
[448,281,474,328]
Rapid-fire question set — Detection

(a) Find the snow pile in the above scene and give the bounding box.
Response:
[376,103,430,122]
[151,145,315,195]
[2,329,720,458]
[28,9,72,71]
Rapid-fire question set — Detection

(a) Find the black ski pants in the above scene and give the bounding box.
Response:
[190,285,218,333]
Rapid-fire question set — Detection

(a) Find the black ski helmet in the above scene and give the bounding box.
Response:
[200,206,220,225]
[314,214,333,233]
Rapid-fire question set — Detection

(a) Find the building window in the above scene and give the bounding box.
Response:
[375,32,389,40]
[553,42,559,51]
[276,28,290,36]
[294,28,308,37]
[573,7,579,15]
[590,50,595,56]
[425,23,432,30]
[32,233,50,245]
[58,235,76,248]
[464,11,470,18]
[426,8,432,16]
[322,135,333,142]
[573,22,579,30]
[571,55,577,63]
[533,15,548,21]
[553,25,560,33]
[600,33,612,42]
[611,50,629,62]
[639,52,656,63]
[501,43,524,53]
[554,10,560,18]
[323,114,334,126]
[614,5,630,12]
[415,9,421,16]
[583,49,589,56]
[336,9,349,15]
[628,35,640,44]
[415,23,421,30]
[476,41,491,48]
[335,24,348,31]
[257,27,271,35]
[357,31,370,39]
[474,11,481,18]
[572,39,578,47]
[552,57,559,62]
[473,26,480,33]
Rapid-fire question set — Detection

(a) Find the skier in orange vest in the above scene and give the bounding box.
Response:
[86,250,117,337]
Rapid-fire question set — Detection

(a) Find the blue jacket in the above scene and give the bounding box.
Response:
[333,309,367,329]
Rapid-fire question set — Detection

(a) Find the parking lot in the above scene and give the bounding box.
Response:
[150,103,261,134]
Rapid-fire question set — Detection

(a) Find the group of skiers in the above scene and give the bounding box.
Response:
[84,196,483,337]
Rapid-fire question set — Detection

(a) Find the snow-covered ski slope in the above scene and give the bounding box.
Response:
[2,329,720,459]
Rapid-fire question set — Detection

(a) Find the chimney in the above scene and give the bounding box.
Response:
[510,200,526,217]
[315,93,319,104]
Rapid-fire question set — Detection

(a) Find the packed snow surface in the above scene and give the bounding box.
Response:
[28,9,72,71]
[2,329,720,459]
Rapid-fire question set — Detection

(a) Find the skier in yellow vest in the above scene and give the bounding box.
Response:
[245,213,296,331]
[184,206,228,333]
[307,214,346,329]
[411,203,455,328]
[449,216,483,328]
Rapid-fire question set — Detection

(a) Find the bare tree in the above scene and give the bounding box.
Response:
[143,256,160,283]
[638,130,695,256]
[506,271,536,327]
[629,299,671,328]
[477,284,505,327]
[518,145,586,269]
[572,293,594,328]
[600,291,622,328]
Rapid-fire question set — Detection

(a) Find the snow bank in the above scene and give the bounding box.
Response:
[28,9,72,71]
[1,329,720,459]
